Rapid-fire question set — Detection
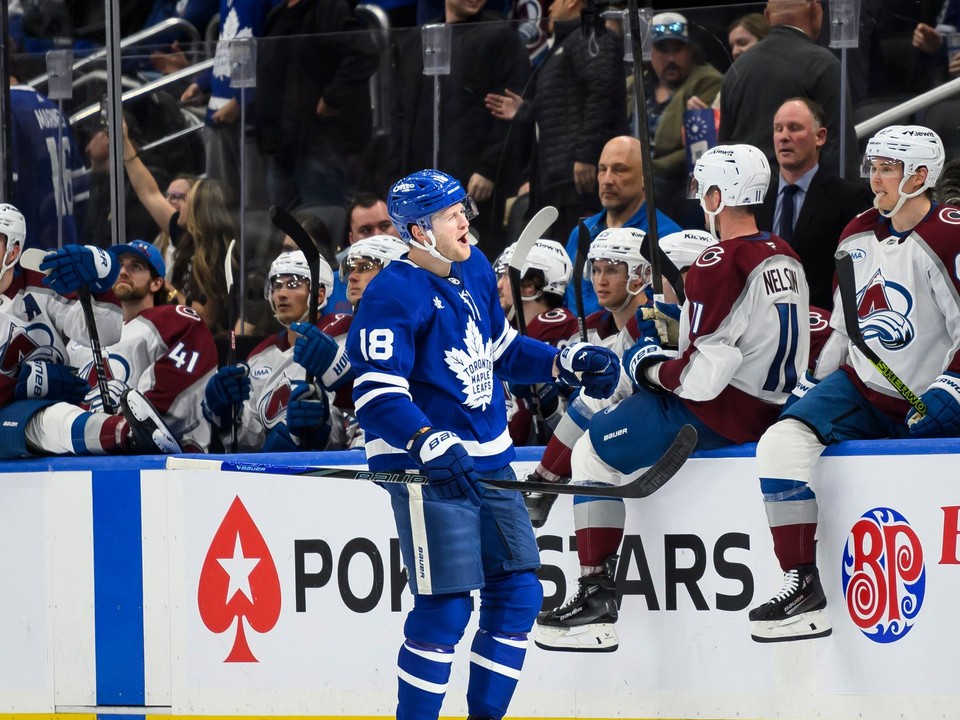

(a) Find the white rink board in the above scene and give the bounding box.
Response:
[158,449,960,719]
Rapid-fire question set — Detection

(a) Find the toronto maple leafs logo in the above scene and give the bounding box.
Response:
[213,9,254,80]
[444,316,493,410]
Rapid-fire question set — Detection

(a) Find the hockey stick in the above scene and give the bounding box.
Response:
[225,238,239,453]
[166,424,696,498]
[834,250,926,415]
[573,220,592,342]
[640,232,685,305]
[22,248,116,414]
[508,205,559,444]
[269,206,321,447]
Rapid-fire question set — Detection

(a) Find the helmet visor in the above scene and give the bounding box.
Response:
[339,256,385,282]
[860,156,903,180]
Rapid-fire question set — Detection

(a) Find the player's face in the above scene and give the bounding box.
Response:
[496,271,513,312]
[598,139,644,215]
[445,0,486,22]
[591,259,631,309]
[728,24,759,61]
[773,101,826,174]
[651,40,692,87]
[114,253,160,302]
[427,202,472,262]
[867,158,905,213]
[344,257,384,305]
[349,202,398,243]
[270,273,310,325]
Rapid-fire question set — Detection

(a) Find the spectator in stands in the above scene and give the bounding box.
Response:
[483,0,627,243]
[121,122,234,336]
[913,0,960,78]
[346,192,400,246]
[755,97,872,308]
[7,67,83,250]
[255,0,379,210]
[154,174,196,281]
[719,0,858,178]
[564,135,681,317]
[391,0,530,258]
[81,117,170,249]
[178,0,276,208]
[142,0,218,46]
[688,13,770,111]
[935,157,960,205]
[644,12,722,219]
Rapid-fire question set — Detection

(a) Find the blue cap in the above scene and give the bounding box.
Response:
[110,240,166,278]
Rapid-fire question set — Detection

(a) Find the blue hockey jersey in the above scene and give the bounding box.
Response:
[347,249,560,472]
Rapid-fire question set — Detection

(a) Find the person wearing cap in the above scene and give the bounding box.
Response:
[67,239,218,453]
[645,11,722,220]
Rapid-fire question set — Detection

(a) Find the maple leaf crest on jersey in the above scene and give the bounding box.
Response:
[444,315,494,410]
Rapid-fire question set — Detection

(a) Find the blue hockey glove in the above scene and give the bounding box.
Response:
[286,380,332,449]
[202,364,250,425]
[40,244,119,295]
[624,337,669,393]
[783,370,820,413]
[555,342,620,400]
[409,429,481,504]
[291,322,353,391]
[907,372,960,437]
[16,360,89,403]
[508,380,560,416]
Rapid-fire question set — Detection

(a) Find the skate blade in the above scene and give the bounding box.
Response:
[534,623,619,652]
[750,609,833,643]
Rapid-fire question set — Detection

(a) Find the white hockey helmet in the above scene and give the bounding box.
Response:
[0,204,26,280]
[691,144,770,208]
[494,239,572,298]
[339,234,407,282]
[659,229,717,271]
[264,250,334,317]
[587,227,651,298]
[861,125,945,217]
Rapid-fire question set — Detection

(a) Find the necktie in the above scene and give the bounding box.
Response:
[779,184,800,244]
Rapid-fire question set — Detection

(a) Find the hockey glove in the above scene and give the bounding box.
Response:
[409,429,481,504]
[40,244,119,295]
[907,372,960,437]
[286,380,332,449]
[202,364,250,426]
[556,343,620,400]
[523,469,571,529]
[624,337,669,393]
[16,360,89,403]
[84,378,128,413]
[636,301,681,347]
[507,380,560,416]
[783,370,819,413]
[291,322,353,391]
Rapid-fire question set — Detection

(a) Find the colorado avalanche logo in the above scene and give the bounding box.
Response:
[842,507,925,643]
[258,382,291,429]
[444,316,493,410]
[856,269,915,350]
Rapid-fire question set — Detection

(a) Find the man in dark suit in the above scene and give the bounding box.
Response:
[719,0,859,178]
[756,97,873,308]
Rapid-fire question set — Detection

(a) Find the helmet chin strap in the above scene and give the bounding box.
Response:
[701,196,725,241]
[410,227,455,265]
[877,174,925,219]
[0,244,20,284]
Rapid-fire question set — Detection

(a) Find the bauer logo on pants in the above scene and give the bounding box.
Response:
[197,495,282,662]
[842,506,925,643]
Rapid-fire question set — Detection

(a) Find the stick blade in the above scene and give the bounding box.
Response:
[482,424,697,498]
[20,248,53,274]
[508,205,559,272]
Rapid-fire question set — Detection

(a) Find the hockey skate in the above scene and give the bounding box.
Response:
[119,389,182,454]
[749,564,832,643]
[523,472,570,528]
[535,555,619,652]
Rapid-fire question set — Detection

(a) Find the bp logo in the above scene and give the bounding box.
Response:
[842,507,925,643]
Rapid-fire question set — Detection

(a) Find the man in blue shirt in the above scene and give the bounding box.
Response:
[565,136,682,315]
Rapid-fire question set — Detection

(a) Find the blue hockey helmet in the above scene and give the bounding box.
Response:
[387,170,478,244]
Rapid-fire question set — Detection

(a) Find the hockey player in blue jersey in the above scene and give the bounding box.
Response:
[346,169,620,720]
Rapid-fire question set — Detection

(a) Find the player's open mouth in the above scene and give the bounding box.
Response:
[457,233,470,245]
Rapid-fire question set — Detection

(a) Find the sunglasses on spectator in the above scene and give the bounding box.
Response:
[166,191,188,202]
[652,21,686,37]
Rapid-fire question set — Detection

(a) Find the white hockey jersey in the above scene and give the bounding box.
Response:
[68,304,217,452]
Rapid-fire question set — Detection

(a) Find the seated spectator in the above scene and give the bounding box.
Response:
[688,12,769,111]
[913,0,960,80]
[121,121,234,336]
